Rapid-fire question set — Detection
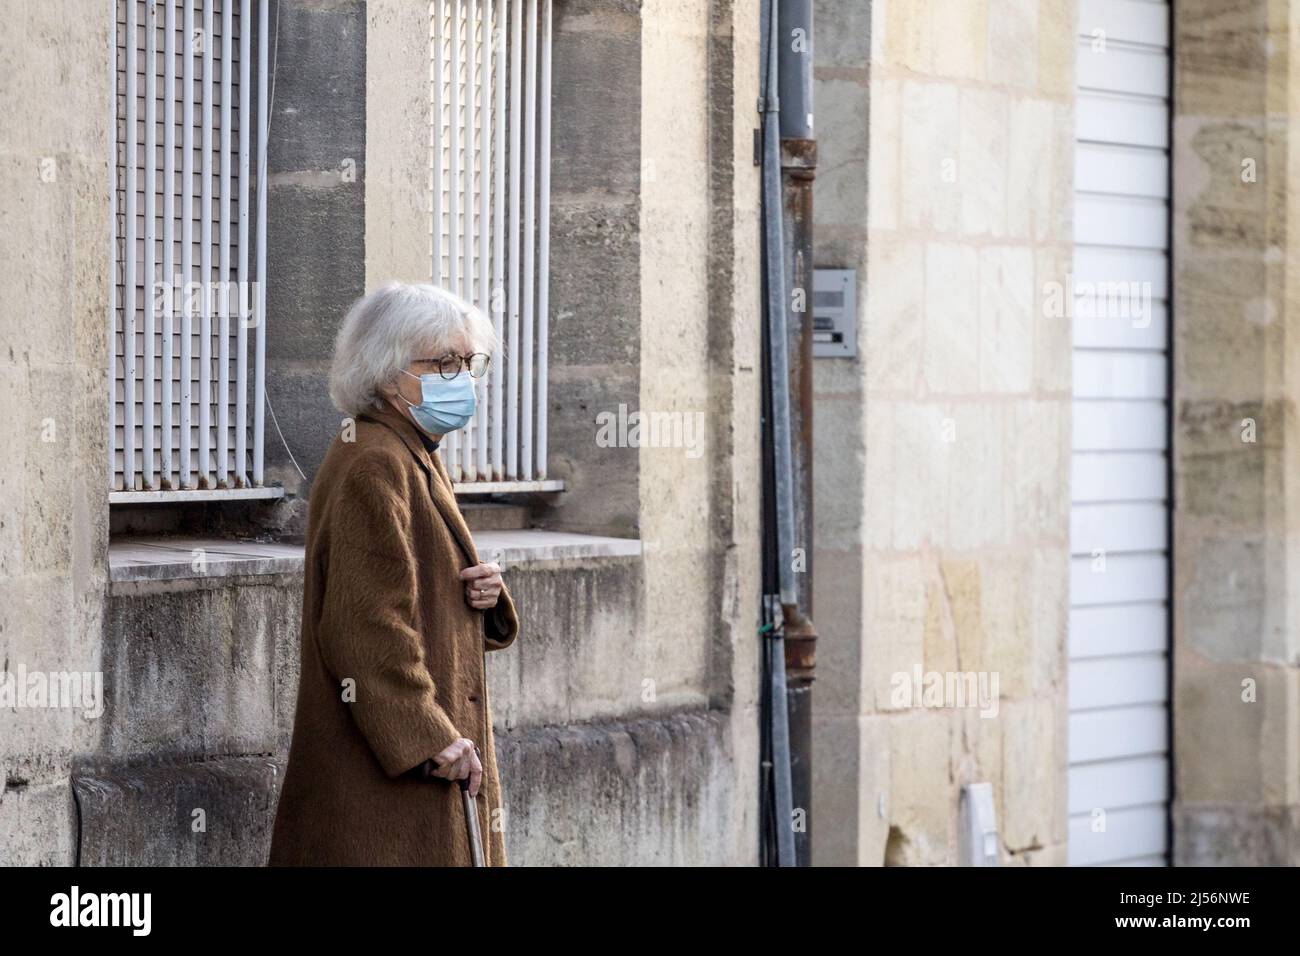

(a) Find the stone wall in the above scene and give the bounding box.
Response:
[639,0,764,863]
[0,0,765,866]
[812,0,1076,866]
[265,0,369,522]
[1171,0,1300,865]
[0,0,114,865]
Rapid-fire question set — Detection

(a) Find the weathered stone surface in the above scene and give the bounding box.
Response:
[82,542,748,864]
[71,707,743,866]
[1173,0,1300,864]
[0,0,112,867]
[263,0,367,515]
[885,711,953,865]
[0,779,77,866]
[1174,653,1296,806]
[103,574,302,760]
[73,757,281,867]
[1175,805,1300,866]
[497,709,736,866]
[486,555,654,729]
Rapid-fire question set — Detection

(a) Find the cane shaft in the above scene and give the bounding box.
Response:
[461,786,486,867]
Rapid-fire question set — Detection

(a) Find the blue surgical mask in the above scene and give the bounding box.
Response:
[400,369,477,435]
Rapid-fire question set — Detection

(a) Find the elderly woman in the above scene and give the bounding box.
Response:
[269,282,519,867]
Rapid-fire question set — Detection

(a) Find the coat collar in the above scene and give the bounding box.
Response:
[359,402,480,568]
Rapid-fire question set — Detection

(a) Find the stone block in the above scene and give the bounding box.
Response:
[73,756,281,866]
[1000,696,1061,853]
[959,87,1009,236]
[0,778,77,866]
[900,82,961,234]
[885,711,953,864]
[865,237,923,392]
[988,0,1038,90]
[1174,804,1300,866]
[929,0,989,82]
[495,708,741,865]
[923,243,980,394]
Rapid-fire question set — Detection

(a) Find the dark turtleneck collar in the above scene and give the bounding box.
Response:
[416,429,441,454]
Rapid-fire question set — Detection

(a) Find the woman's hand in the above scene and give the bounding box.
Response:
[429,737,483,797]
[460,561,504,610]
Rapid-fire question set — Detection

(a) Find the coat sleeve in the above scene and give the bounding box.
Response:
[316,455,466,778]
[484,581,519,652]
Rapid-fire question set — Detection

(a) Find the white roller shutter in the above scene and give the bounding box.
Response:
[112,0,274,499]
[1068,0,1171,867]
[430,0,558,491]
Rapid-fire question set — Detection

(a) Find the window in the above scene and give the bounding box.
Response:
[112,0,275,501]
[430,0,559,491]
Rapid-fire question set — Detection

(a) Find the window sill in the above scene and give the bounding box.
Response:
[110,487,286,505]
[108,537,304,583]
[452,479,566,495]
[108,529,641,584]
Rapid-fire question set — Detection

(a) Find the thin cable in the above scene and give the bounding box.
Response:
[255,0,304,481]
[265,391,308,481]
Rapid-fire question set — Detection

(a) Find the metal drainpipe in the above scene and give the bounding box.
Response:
[758,0,817,867]
[759,0,797,868]
[778,0,817,869]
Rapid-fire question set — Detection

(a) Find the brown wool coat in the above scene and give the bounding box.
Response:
[268,402,519,866]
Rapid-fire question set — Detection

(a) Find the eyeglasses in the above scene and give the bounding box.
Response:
[416,352,492,380]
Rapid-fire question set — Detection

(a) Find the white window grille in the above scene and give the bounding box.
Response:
[431,0,559,491]
[111,0,275,502]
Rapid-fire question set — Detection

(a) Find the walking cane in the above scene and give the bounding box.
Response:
[459,779,486,867]
[460,780,486,868]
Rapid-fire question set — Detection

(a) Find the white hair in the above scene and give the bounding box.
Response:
[329,282,498,417]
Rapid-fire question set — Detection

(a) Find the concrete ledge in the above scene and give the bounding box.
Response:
[109,530,642,583]
[68,708,740,866]
[474,530,642,565]
[109,487,286,505]
[109,539,304,583]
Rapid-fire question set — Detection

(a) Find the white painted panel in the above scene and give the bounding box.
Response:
[1077,41,1169,98]
[1075,142,1169,198]
[1070,704,1168,763]
[1075,195,1168,249]
[1073,400,1167,451]
[1072,451,1167,502]
[1078,92,1168,149]
[1073,247,1167,299]
[1070,653,1167,710]
[1078,0,1170,48]
[1069,804,1168,865]
[1070,603,1168,658]
[1071,502,1167,555]
[1068,756,1169,815]
[1070,553,1167,606]
[1073,351,1167,399]
[1073,301,1167,349]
